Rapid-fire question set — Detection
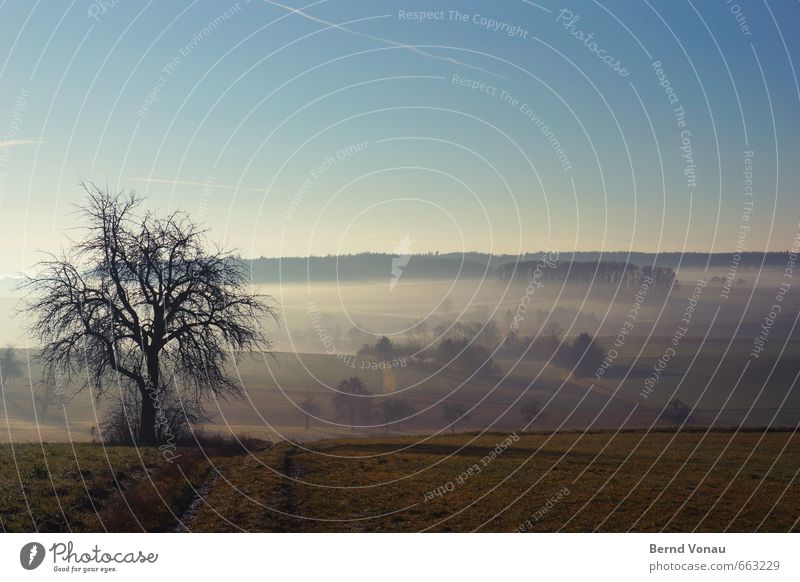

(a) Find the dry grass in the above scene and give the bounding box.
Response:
[0,443,219,532]
[0,443,161,531]
[191,429,800,532]
[4,429,798,532]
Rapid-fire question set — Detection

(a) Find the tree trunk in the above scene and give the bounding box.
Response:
[139,387,158,445]
[140,352,160,445]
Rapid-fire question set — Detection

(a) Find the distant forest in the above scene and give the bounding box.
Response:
[496,260,678,291]
[238,251,788,284]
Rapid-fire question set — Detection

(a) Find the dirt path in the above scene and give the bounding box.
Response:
[275,447,305,531]
[172,465,223,532]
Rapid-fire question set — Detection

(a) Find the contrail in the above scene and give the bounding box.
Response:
[124,177,274,193]
[262,0,508,80]
[0,138,46,148]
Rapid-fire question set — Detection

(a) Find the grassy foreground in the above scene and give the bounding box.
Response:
[2,429,798,532]
[0,442,223,532]
[194,429,800,532]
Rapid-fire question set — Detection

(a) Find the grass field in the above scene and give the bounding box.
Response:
[189,429,800,532]
[0,442,217,532]
[3,429,798,532]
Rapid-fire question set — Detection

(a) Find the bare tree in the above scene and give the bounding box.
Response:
[36,376,64,421]
[565,332,605,378]
[661,399,692,427]
[520,398,540,431]
[380,398,416,435]
[415,319,429,343]
[97,386,207,445]
[0,345,23,386]
[332,376,372,430]
[542,321,562,340]
[374,336,395,361]
[297,396,321,430]
[441,402,469,436]
[23,183,275,445]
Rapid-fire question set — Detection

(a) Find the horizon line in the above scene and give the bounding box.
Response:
[239,249,794,260]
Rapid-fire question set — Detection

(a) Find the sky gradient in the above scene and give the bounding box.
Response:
[1,0,799,275]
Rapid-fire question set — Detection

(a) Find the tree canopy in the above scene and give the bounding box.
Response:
[23,183,275,445]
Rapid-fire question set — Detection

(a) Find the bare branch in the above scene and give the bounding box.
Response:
[22,181,276,444]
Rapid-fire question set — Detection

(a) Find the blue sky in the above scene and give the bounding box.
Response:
[0,0,798,272]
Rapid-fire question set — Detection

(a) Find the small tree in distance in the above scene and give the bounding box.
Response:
[520,398,541,431]
[332,376,372,430]
[36,374,65,421]
[662,399,692,427]
[380,398,416,435]
[0,345,23,386]
[374,336,396,361]
[441,402,469,436]
[298,396,321,430]
[558,332,605,377]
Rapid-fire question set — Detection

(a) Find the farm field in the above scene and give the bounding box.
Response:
[3,335,800,443]
[0,443,166,532]
[2,429,786,533]
[190,429,800,532]
[0,440,265,532]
